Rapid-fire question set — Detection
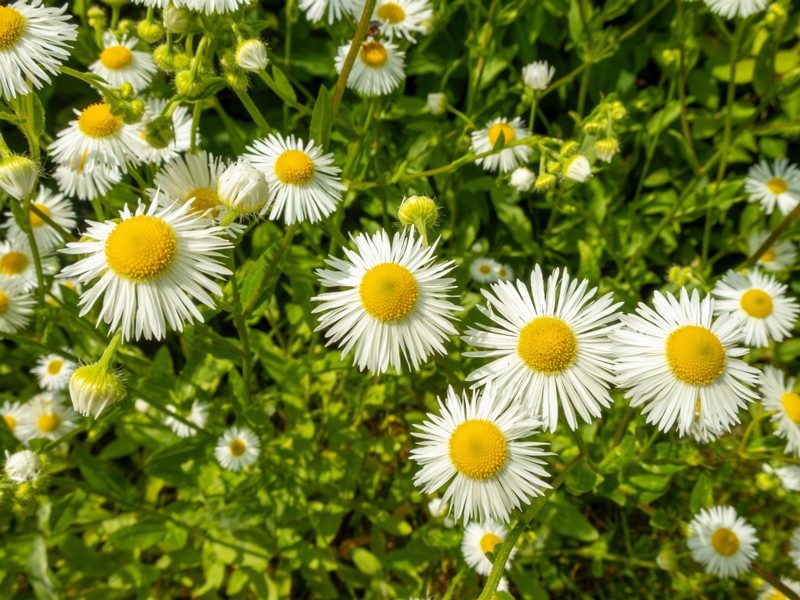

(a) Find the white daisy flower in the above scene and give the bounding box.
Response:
[335,39,406,97]
[15,391,78,441]
[745,159,800,215]
[758,578,800,600]
[470,257,500,284]
[31,353,75,391]
[151,150,230,220]
[142,98,196,165]
[89,32,157,92]
[1,400,26,438]
[791,528,800,571]
[613,288,761,437]
[509,166,536,192]
[564,154,592,182]
[5,187,76,253]
[164,401,208,438]
[771,465,800,492]
[761,366,800,457]
[522,61,555,91]
[4,449,42,483]
[214,426,260,471]
[313,229,459,374]
[245,134,346,225]
[0,278,35,334]
[0,0,78,100]
[371,0,432,42]
[53,163,123,201]
[59,199,233,341]
[470,117,532,174]
[48,102,148,172]
[0,240,59,290]
[0,155,39,201]
[703,0,767,19]
[687,506,758,579]
[463,265,621,432]
[462,521,517,576]
[182,0,252,13]
[747,231,796,272]
[712,269,799,348]
[410,386,552,524]
[495,264,514,282]
[299,0,356,24]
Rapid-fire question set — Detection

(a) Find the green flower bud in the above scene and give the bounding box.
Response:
[137,19,164,44]
[143,116,175,150]
[610,101,627,121]
[118,82,135,100]
[582,119,607,135]
[121,99,146,125]
[533,173,557,192]
[226,71,250,92]
[116,19,137,39]
[174,70,205,99]
[545,161,562,175]
[398,195,439,230]
[0,155,39,201]
[163,5,194,34]
[153,44,175,71]
[236,39,268,73]
[559,140,580,159]
[69,364,126,418]
[594,138,620,163]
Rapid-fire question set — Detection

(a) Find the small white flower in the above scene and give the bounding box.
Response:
[0,278,35,335]
[31,353,75,391]
[761,366,800,457]
[53,163,122,202]
[703,0,767,19]
[4,187,76,253]
[299,0,356,24]
[15,392,78,441]
[427,92,447,116]
[89,32,158,92]
[164,401,208,438]
[771,465,800,492]
[509,166,536,192]
[4,450,42,483]
[469,258,500,284]
[471,117,532,173]
[687,506,758,578]
[69,364,126,417]
[462,521,517,576]
[0,240,59,291]
[0,155,39,200]
[745,159,800,215]
[215,426,261,471]
[235,39,268,72]
[371,0,432,42]
[217,159,270,216]
[1,400,27,439]
[747,231,796,272]
[522,61,555,91]
[335,39,406,97]
[495,263,514,282]
[564,154,592,182]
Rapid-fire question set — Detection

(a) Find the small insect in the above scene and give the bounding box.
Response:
[365,20,382,37]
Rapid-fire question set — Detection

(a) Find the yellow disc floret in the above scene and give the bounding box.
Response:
[517,316,578,374]
[37,413,60,433]
[479,264,491,274]
[0,6,25,51]
[47,360,63,375]
[3,414,15,430]
[376,2,406,23]
[781,391,800,424]
[359,262,418,322]
[360,40,388,68]
[105,215,178,281]
[100,45,134,70]
[488,123,516,146]
[229,438,247,457]
[665,325,726,386]
[710,527,740,557]
[479,533,502,555]
[274,149,315,185]
[184,188,221,215]
[740,289,773,318]
[0,291,8,315]
[0,251,29,275]
[767,177,788,195]
[449,419,508,480]
[29,203,49,228]
[759,248,776,264]
[78,104,122,138]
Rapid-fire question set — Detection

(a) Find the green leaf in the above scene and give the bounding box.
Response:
[75,446,134,502]
[309,85,332,148]
[547,502,599,541]
[565,461,600,496]
[28,536,58,599]
[49,489,87,535]
[690,472,714,513]
[271,66,297,103]
[351,548,383,575]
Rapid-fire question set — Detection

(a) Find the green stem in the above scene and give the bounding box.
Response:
[528,92,539,132]
[440,566,468,600]
[97,331,122,369]
[242,224,297,317]
[20,196,45,332]
[257,71,312,116]
[60,66,113,96]
[331,0,379,115]
[676,1,701,171]
[190,102,202,153]
[569,426,603,475]
[234,88,271,135]
[741,201,800,268]
[29,204,78,243]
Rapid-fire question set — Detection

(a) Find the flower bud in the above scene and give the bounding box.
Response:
[546,160,562,175]
[143,116,175,150]
[594,138,620,163]
[137,18,164,44]
[4,450,42,483]
[582,119,607,135]
[0,155,39,201]
[121,99,146,125]
[398,195,439,236]
[236,39,268,73]
[163,5,194,34]
[87,7,107,28]
[153,44,175,71]
[609,101,627,121]
[217,159,269,215]
[427,92,447,116]
[174,70,205,99]
[522,60,555,91]
[559,140,579,159]
[116,19,137,39]
[564,155,592,183]
[69,364,126,418]
[509,166,535,192]
[533,173,557,193]
[118,82,135,100]
[226,71,250,92]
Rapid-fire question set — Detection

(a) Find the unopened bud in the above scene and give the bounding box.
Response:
[236,39,268,73]
[610,101,627,121]
[163,5,194,34]
[594,138,620,163]
[427,92,447,116]
[69,364,126,418]
[143,116,175,150]
[564,155,592,183]
[226,71,250,92]
[116,19,136,39]
[533,173,557,192]
[398,194,439,235]
[121,99,146,125]
[582,119,607,135]
[560,140,579,159]
[217,160,269,215]
[137,19,164,44]
[0,155,39,201]
[509,167,535,192]
[174,70,204,99]
[4,450,42,483]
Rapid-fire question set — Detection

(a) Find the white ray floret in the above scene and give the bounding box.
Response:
[757,578,800,600]
[4,187,76,253]
[182,0,251,13]
[15,391,78,441]
[0,240,58,290]
[712,269,799,348]
[89,32,158,92]
[687,506,757,579]
[164,401,209,438]
[141,98,196,165]
[299,0,356,24]
[31,353,75,391]
[53,163,123,201]
[613,288,761,437]
[335,39,406,96]
[745,158,800,216]
[0,278,35,335]
[410,386,552,524]
[761,366,800,457]
[791,528,800,571]
[1,400,27,440]
[215,426,261,471]
[151,150,229,219]
[370,0,432,42]
[4,449,42,483]
[470,117,532,173]
[313,229,460,374]
[462,521,517,576]
[747,231,796,272]
[59,199,232,341]
[522,61,555,91]
[463,265,621,432]
[703,0,767,19]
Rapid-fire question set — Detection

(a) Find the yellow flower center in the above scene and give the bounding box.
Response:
[710,527,740,557]
[0,251,29,275]
[760,248,776,264]
[377,2,406,23]
[479,533,502,555]
[184,187,221,215]
[47,360,63,375]
[488,123,516,146]
[448,419,508,480]
[767,591,787,600]
[274,149,315,185]
[740,289,773,319]
[359,262,418,322]
[29,203,49,228]
[497,267,507,278]
[0,291,7,315]
[781,392,800,424]
[78,104,122,139]
[105,215,178,281]
[3,414,16,430]
[767,177,788,195]
[100,45,134,70]
[360,40,388,68]
[665,325,726,386]
[229,438,247,457]
[37,413,60,433]
[479,264,491,274]
[0,6,25,51]
[517,316,578,374]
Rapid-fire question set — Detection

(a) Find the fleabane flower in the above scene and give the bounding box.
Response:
[464,265,622,432]
[470,258,500,284]
[215,426,260,471]
[495,264,514,282]
[59,199,232,341]
[245,134,345,225]
[299,0,356,24]
[335,39,406,96]
[0,240,58,290]
[0,278,34,334]
[761,366,800,457]
[164,401,208,438]
[462,521,517,576]
[69,363,126,417]
[758,578,800,600]
[4,449,42,483]
[410,386,552,524]
[427,92,447,115]
[613,288,761,437]
[31,353,75,391]
[151,150,229,220]
[0,0,78,100]
[747,231,796,272]
[712,269,799,348]
[1,400,26,439]
[313,229,459,374]
[471,117,532,173]
[15,391,78,441]
[745,159,800,215]
[5,187,76,253]
[509,166,536,192]
[89,32,157,92]
[53,163,122,201]
[522,61,555,91]
[703,0,767,19]
[0,155,39,200]
[48,102,148,172]
[564,154,592,182]
[182,0,251,13]
[687,506,757,578]
[371,0,432,42]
